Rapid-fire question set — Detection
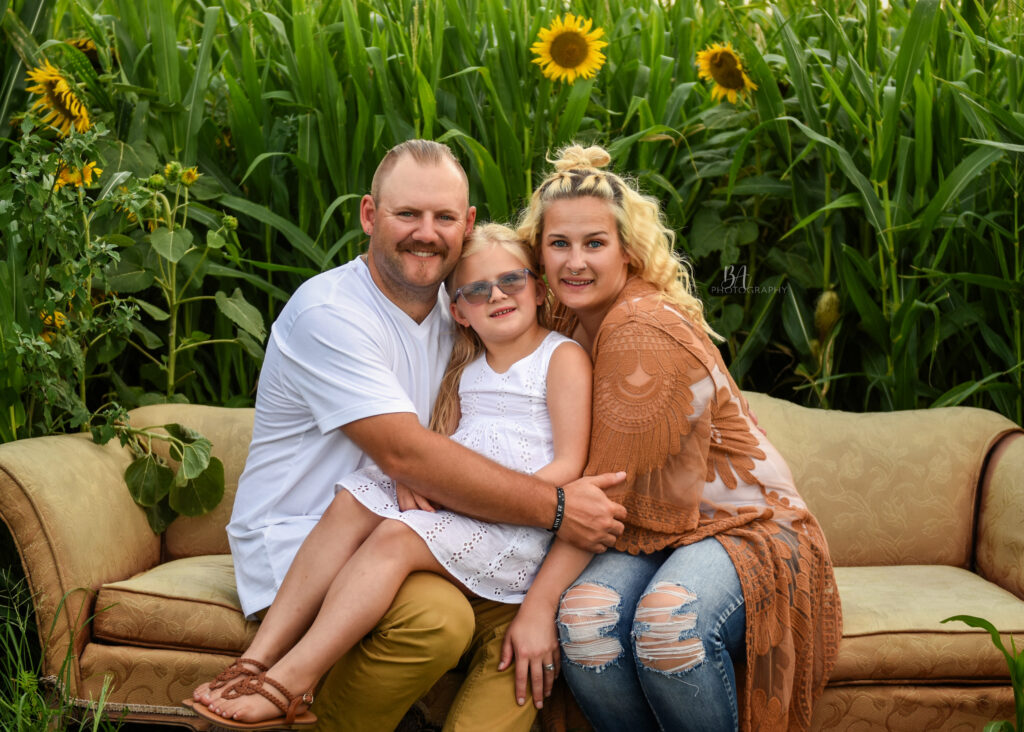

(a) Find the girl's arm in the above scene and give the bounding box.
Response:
[498,340,594,708]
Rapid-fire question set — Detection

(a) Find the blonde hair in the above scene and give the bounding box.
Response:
[517,144,717,337]
[428,223,552,435]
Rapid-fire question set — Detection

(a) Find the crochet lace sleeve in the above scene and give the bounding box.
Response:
[585,317,717,533]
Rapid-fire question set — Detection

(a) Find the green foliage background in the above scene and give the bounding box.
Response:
[1,0,1022,442]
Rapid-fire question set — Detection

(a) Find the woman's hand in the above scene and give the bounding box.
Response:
[498,601,560,709]
[395,482,437,512]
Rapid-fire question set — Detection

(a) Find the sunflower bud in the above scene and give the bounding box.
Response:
[147,173,166,189]
[814,290,840,341]
[163,161,183,184]
[222,215,238,231]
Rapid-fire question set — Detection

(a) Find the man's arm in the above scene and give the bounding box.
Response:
[341,413,626,552]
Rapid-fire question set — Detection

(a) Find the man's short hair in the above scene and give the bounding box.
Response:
[371,140,468,202]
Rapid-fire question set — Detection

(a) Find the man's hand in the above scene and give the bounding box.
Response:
[396,483,437,512]
[557,472,627,553]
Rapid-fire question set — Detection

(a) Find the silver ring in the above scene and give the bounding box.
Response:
[543,663,555,671]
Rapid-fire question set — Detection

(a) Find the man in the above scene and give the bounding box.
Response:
[219,140,626,731]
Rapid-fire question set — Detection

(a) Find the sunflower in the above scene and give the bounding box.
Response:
[54,161,103,191]
[180,166,201,186]
[25,60,91,136]
[531,14,608,83]
[695,42,758,104]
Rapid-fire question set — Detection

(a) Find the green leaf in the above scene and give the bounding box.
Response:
[150,227,194,264]
[133,298,169,322]
[916,146,1004,242]
[236,331,266,360]
[169,456,224,516]
[163,423,212,478]
[872,0,940,181]
[124,455,174,508]
[207,231,226,249]
[182,7,221,165]
[215,288,266,341]
[145,497,177,534]
[131,320,164,350]
[105,246,155,293]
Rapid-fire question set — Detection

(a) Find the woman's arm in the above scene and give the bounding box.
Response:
[498,539,592,708]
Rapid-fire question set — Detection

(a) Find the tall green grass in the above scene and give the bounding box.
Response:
[1,0,1021,435]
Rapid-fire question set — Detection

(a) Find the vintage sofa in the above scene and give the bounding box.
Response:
[1,393,1022,730]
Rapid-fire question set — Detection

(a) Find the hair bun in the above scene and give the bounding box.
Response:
[552,145,611,173]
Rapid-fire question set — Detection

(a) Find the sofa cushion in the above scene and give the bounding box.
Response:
[745,393,1017,568]
[831,565,1024,683]
[93,554,257,654]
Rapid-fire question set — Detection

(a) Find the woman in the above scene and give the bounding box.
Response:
[517,145,841,732]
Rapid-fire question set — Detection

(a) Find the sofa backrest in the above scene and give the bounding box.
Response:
[745,392,1017,568]
[127,404,254,560]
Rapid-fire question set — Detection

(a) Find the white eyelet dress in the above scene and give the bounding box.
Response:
[338,330,574,603]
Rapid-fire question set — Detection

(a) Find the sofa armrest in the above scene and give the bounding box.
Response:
[977,431,1024,600]
[0,432,160,694]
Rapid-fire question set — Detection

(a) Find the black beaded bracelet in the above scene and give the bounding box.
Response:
[550,485,565,533]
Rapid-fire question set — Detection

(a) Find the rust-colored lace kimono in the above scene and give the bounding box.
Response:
[550,278,841,732]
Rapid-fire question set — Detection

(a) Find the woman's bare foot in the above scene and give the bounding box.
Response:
[192,657,269,706]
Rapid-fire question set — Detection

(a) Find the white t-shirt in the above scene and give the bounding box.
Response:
[227,257,454,617]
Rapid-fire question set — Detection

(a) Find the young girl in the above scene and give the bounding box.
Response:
[188,223,594,729]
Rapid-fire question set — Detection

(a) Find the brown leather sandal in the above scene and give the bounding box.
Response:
[182,657,270,713]
[191,671,317,729]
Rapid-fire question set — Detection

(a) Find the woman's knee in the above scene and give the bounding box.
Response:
[632,581,706,675]
[557,582,626,669]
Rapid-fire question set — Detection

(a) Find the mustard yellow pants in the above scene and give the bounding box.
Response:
[310,571,538,732]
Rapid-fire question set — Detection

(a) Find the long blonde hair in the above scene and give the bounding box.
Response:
[428,223,552,435]
[517,144,717,337]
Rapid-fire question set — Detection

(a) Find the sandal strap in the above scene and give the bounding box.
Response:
[208,658,269,690]
[223,672,314,724]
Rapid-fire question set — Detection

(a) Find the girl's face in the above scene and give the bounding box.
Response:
[540,196,630,335]
[449,244,546,347]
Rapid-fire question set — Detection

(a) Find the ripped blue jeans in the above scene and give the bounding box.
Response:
[557,538,745,732]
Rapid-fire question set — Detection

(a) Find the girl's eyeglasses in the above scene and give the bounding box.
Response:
[453,268,536,305]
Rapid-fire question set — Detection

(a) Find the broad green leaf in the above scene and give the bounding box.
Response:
[236,331,266,360]
[145,497,177,534]
[215,288,267,340]
[133,298,169,322]
[150,227,194,264]
[170,456,224,516]
[131,320,164,350]
[124,454,174,508]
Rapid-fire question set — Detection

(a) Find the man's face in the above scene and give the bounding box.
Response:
[361,156,476,309]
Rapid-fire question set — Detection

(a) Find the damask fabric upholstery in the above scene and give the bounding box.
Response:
[809,685,1016,731]
[977,432,1024,599]
[93,555,258,654]
[832,565,1024,681]
[78,643,239,716]
[743,392,1017,569]
[0,430,157,693]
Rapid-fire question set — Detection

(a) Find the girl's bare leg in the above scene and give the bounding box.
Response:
[208,518,456,724]
[194,491,383,704]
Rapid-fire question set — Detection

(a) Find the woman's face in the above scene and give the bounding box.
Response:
[540,196,630,335]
